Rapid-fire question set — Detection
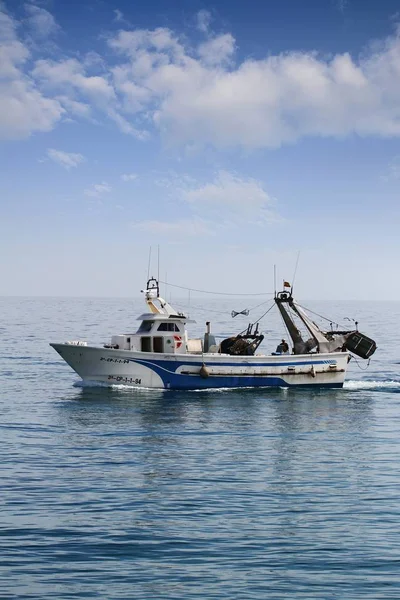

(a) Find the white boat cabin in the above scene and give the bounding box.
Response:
[105,278,205,355]
[108,313,201,354]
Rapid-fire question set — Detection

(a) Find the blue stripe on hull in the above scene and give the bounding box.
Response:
[131,357,337,370]
[128,358,343,390]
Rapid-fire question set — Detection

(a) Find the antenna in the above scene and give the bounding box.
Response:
[274,264,277,297]
[292,251,300,293]
[147,246,152,280]
[157,244,160,282]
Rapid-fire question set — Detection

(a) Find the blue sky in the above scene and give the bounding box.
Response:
[1,0,400,299]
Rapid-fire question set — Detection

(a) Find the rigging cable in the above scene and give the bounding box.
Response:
[175,298,274,319]
[147,246,152,280]
[174,302,234,317]
[291,251,301,293]
[252,300,276,325]
[296,303,345,329]
[158,279,273,297]
[238,301,276,335]
[349,355,372,371]
[231,298,274,318]
[248,298,274,312]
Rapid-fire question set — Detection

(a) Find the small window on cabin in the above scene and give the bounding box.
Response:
[138,321,152,333]
[141,337,152,352]
[157,322,179,332]
[126,337,131,343]
[153,337,164,353]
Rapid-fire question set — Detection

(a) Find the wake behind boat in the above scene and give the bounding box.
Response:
[50,278,376,390]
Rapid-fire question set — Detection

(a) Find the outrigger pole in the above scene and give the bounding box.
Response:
[274,286,376,358]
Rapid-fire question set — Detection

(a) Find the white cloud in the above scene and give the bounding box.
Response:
[83,51,106,70]
[197,34,235,66]
[84,182,112,197]
[334,0,348,13]
[106,24,400,148]
[114,9,124,23]
[107,106,148,138]
[0,10,29,78]
[47,148,85,169]
[0,79,64,139]
[108,27,185,61]
[121,173,137,181]
[111,66,152,112]
[0,9,64,140]
[140,171,281,236]
[181,171,280,223]
[4,5,400,147]
[24,3,59,38]
[56,95,91,118]
[133,217,213,236]
[33,58,116,103]
[196,10,211,34]
[32,57,147,138]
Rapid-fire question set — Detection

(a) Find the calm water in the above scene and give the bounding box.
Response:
[1,296,400,599]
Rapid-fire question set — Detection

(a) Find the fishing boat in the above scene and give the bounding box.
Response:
[50,278,376,390]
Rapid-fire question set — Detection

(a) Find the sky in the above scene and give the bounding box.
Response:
[1,0,400,300]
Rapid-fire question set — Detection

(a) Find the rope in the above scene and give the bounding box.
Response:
[175,298,275,321]
[158,279,273,297]
[230,298,274,318]
[248,298,274,312]
[296,303,345,329]
[350,355,372,371]
[253,301,277,325]
[238,301,276,335]
[291,250,300,293]
[175,302,229,316]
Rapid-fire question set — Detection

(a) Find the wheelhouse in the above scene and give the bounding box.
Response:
[105,314,199,354]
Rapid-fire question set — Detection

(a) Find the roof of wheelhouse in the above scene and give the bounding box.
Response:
[137,312,196,323]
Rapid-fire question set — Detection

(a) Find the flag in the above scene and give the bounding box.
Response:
[283,281,291,288]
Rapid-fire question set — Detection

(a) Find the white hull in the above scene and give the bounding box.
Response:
[50,343,349,390]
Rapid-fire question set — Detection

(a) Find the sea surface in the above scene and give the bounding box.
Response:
[1,296,400,599]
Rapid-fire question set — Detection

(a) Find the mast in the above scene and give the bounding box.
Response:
[275,291,310,354]
[275,287,355,355]
[143,277,183,317]
[289,302,331,353]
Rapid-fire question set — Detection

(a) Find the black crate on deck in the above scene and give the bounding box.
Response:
[345,332,377,359]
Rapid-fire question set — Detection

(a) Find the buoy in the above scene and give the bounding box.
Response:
[199,364,209,379]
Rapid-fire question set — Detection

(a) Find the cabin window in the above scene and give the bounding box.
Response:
[141,337,152,352]
[126,337,130,343]
[153,337,164,353]
[138,321,153,333]
[157,322,180,332]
